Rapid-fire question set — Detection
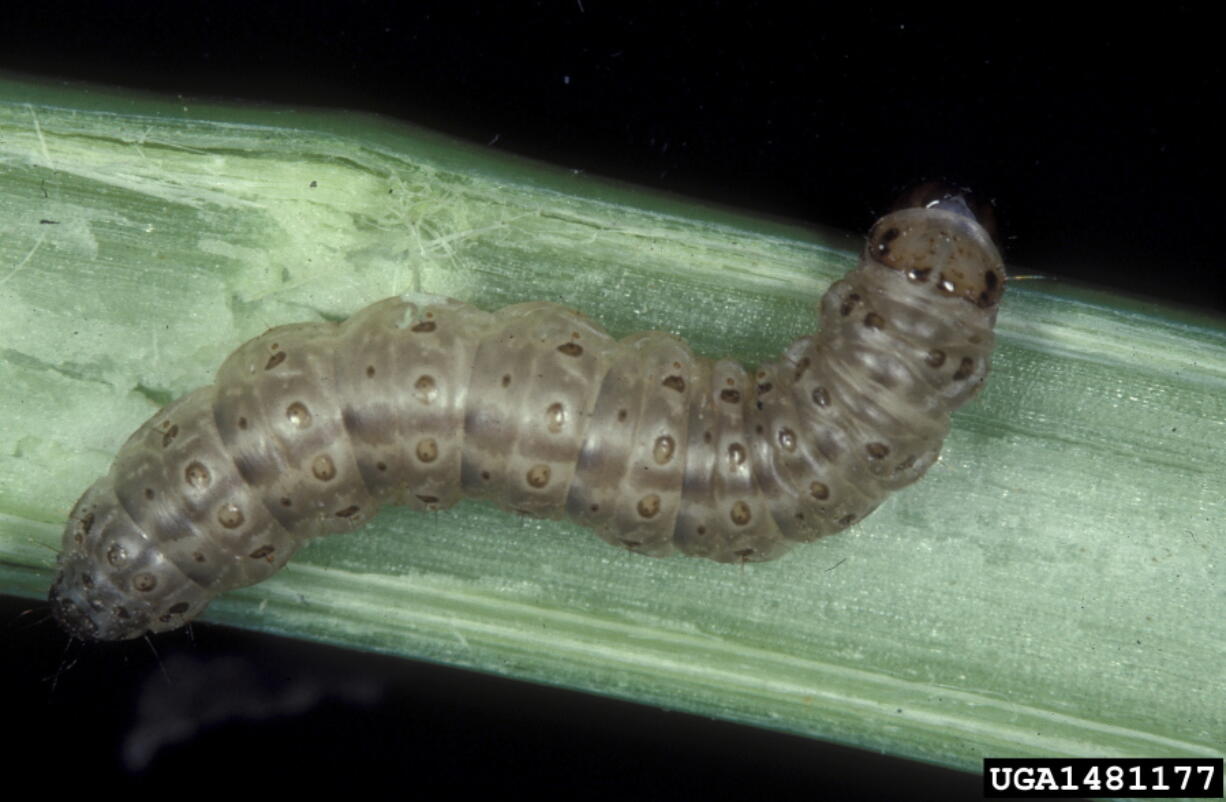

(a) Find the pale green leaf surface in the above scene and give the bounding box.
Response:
[1,77,1222,785]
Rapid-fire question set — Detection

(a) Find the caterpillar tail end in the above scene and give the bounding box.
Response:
[50,478,211,642]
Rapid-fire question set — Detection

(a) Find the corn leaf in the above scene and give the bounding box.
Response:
[1,76,1222,784]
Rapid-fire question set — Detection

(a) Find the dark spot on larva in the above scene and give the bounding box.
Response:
[335,505,361,518]
[481,471,491,481]
[411,321,436,333]
[133,573,157,593]
[730,501,752,525]
[840,293,861,316]
[636,494,661,518]
[366,365,376,378]
[185,461,210,489]
[754,424,764,435]
[265,351,287,370]
[907,267,932,282]
[620,539,643,549]
[280,497,292,507]
[838,513,856,527]
[719,388,741,404]
[217,504,245,529]
[894,454,918,473]
[168,602,189,615]
[733,548,755,559]
[416,495,439,504]
[341,407,360,431]
[249,545,275,560]
[557,342,583,357]
[526,464,551,488]
[863,312,885,329]
[546,402,566,433]
[777,428,797,451]
[809,481,830,501]
[144,487,154,500]
[876,226,901,255]
[756,382,773,396]
[953,357,975,381]
[703,430,713,444]
[926,349,946,368]
[106,543,127,567]
[589,503,599,512]
[237,417,248,430]
[653,435,676,465]
[811,387,831,407]
[162,423,179,447]
[727,442,746,467]
[376,461,387,472]
[617,408,628,422]
[114,605,130,619]
[416,439,439,463]
[866,442,890,459]
[697,526,707,536]
[312,454,337,480]
[158,613,172,623]
[192,551,206,563]
[501,374,512,388]
[414,375,437,404]
[79,511,94,537]
[80,572,94,589]
[663,375,686,393]
[794,356,810,381]
[286,401,312,428]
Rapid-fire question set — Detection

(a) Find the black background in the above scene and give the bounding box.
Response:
[0,3,1211,799]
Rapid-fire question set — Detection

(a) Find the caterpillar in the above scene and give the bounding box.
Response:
[49,185,1005,641]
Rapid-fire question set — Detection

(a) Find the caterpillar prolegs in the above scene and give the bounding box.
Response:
[50,187,1005,641]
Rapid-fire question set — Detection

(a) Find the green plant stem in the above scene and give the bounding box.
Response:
[1,76,1222,786]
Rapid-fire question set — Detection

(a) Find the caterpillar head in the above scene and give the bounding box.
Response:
[870,183,1006,310]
